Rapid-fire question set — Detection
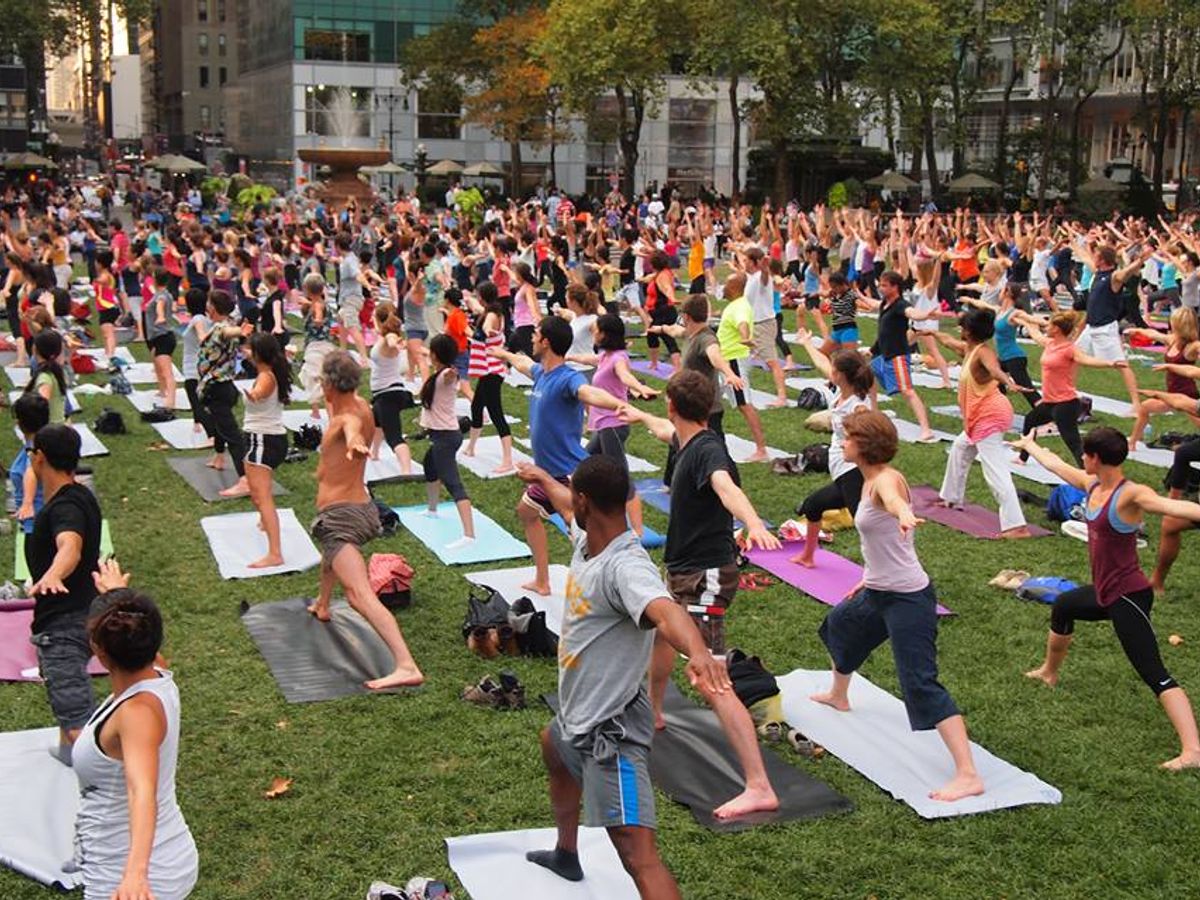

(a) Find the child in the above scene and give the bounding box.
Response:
[419,334,476,550]
[26,330,69,424]
[144,267,178,413]
[298,273,334,419]
[182,288,214,439]
[12,392,49,533]
[441,287,473,400]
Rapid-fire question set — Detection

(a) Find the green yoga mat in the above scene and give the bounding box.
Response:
[14,521,114,582]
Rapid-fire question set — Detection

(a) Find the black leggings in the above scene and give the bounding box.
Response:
[201,381,246,475]
[1166,437,1200,492]
[424,429,468,502]
[799,468,864,522]
[1020,398,1083,465]
[1050,586,1178,695]
[186,377,222,452]
[645,305,679,354]
[1000,356,1041,408]
[371,389,408,450]
[774,311,791,358]
[470,374,510,437]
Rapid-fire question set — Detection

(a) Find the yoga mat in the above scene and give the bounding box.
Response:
[725,385,788,411]
[14,423,109,457]
[465,565,569,636]
[77,346,135,368]
[166,455,287,503]
[446,827,638,900]
[200,509,321,579]
[545,512,665,550]
[457,435,534,479]
[282,408,329,432]
[0,727,85,889]
[998,454,1064,486]
[363,453,424,484]
[633,478,672,515]
[777,669,1062,819]
[910,365,962,389]
[119,361,184,384]
[883,414,956,444]
[126,387,191,413]
[1127,445,1175,469]
[909,485,1052,539]
[514,437,658,474]
[724,433,790,463]
[627,358,674,380]
[151,418,214,450]
[394,503,530,565]
[0,603,106,681]
[15,522,114,584]
[744,540,952,616]
[4,366,29,386]
[240,598,411,703]
[1080,392,1133,417]
[504,369,534,388]
[785,376,831,393]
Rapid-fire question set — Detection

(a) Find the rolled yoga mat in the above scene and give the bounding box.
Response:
[167,454,288,503]
[908,484,1052,539]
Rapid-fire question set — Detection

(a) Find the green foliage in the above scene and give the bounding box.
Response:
[455,186,487,225]
[199,177,229,208]
[827,181,849,209]
[234,184,277,212]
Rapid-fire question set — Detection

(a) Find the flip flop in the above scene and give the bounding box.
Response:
[989,569,1017,588]
[1002,570,1031,590]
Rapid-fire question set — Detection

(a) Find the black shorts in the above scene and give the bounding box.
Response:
[244,432,288,469]
[727,358,747,407]
[147,331,177,358]
[98,307,120,326]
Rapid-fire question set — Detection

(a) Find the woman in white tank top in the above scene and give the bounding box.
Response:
[73,563,198,900]
[369,303,414,476]
[901,251,953,390]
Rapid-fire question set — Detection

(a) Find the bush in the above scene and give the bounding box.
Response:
[827,182,849,209]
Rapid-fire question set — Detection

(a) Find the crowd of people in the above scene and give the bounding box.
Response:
[5,171,1200,898]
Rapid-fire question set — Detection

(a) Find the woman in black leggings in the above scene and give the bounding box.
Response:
[464,282,514,475]
[369,303,414,476]
[1014,426,1200,770]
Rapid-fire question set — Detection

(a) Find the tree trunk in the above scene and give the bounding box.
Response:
[509,137,523,200]
[548,106,558,189]
[772,137,791,205]
[1036,90,1057,212]
[614,85,642,201]
[1151,90,1169,202]
[949,78,964,178]
[729,72,741,197]
[994,41,1022,189]
[1179,106,1192,208]
[1066,91,1095,199]
[920,92,939,201]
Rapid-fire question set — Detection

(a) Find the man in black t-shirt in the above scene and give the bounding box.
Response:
[622,369,781,821]
[27,424,103,758]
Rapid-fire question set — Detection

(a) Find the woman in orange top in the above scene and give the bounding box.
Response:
[441,288,474,401]
[933,306,1033,537]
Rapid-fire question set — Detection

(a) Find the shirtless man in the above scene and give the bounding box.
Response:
[308,351,424,690]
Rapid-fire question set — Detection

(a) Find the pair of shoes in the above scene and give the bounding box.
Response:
[366,878,454,900]
[461,671,526,710]
[466,626,500,658]
[786,727,825,759]
[989,569,1030,590]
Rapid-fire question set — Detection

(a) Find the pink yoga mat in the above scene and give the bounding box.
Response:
[910,485,1051,540]
[746,540,953,616]
[0,606,107,682]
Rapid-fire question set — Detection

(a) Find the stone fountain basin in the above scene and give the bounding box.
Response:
[298,148,391,167]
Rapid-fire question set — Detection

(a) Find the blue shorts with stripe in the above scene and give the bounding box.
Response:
[549,689,657,830]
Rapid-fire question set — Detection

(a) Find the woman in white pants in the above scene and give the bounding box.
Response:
[933,306,1034,538]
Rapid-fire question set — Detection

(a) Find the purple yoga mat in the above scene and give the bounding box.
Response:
[628,358,673,380]
[909,485,1051,540]
[0,606,107,682]
[746,540,953,616]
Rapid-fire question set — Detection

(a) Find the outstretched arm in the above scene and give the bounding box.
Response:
[489,346,535,377]
[872,470,923,535]
[710,470,780,551]
[620,404,676,443]
[1007,434,1092,490]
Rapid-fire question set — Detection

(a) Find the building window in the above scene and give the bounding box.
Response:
[219,67,227,86]
[199,66,209,88]
[198,0,208,23]
[218,34,226,57]
[667,98,715,187]
[198,33,209,56]
[0,90,26,129]
[304,86,373,139]
[416,87,461,140]
[199,104,212,130]
[304,29,370,63]
[585,96,622,196]
[216,0,225,22]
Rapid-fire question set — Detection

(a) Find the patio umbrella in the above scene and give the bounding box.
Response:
[947,172,1001,193]
[865,171,918,191]
[1077,176,1125,194]
[426,159,464,176]
[149,154,207,174]
[462,161,505,178]
[4,152,57,170]
[369,162,409,176]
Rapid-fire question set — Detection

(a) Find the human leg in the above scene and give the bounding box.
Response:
[1151,515,1192,593]
[607,827,681,900]
[917,332,952,388]
[1130,398,1169,448]
[517,493,552,595]
[975,431,1029,535]
[813,589,890,710]
[938,432,976,507]
[1018,402,1055,461]
[1000,356,1041,407]
[1049,398,1085,465]
[526,724,585,879]
[794,477,850,566]
[245,460,282,569]
[1026,585,1105,685]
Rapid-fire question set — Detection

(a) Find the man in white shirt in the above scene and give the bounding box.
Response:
[739,247,788,407]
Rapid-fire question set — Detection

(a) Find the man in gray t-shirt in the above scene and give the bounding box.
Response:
[518,457,726,899]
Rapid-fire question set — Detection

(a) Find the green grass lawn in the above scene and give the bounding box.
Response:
[3,311,1200,899]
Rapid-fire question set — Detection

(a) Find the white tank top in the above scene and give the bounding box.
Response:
[829,392,868,480]
[242,381,285,435]
[73,672,198,900]
[370,339,405,393]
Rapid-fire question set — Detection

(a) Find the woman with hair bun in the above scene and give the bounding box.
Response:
[74,560,198,900]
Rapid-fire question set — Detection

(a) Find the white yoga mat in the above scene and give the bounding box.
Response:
[1003,455,1065,486]
[126,388,191,413]
[504,369,534,388]
[514,437,658,474]
[282,408,329,432]
[910,365,962,389]
[453,396,519,427]
[882,413,956,444]
[446,827,638,900]
[726,385,789,411]
[120,361,184,384]
[364,452,415,484]
[4,366,29,386]
[0,727,83,889]
[777,669,1062,819]
[458,435,534,479]
[200,508,321,579]
[786,376,831,393]
[1126,445,1176,469]
[724,433,789,463]
[151,418,213,450]
[1079,392,1134,418]
[395,503,530,565]
[77,346,135,368]
[8,390,80,409]
[465,564,569,636]
[14,423,109,457]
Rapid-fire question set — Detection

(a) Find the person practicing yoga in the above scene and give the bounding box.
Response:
[369,302,414,476]
[490,317,625,597]
[789,329,873,565]
[1126,307,1200,450]
[963,283,1041,409]
[27,423,104,761]
[464,281,515,474]
[811,410,984,802]
[621,370,782,820]
[932,307,1034,538]
[75,560,198,900]
[418,334,476,549]
[1018,311,1128,466]
[517,455,737,898]
[298,273,335,420]
[197,290,252,473]
[1012,426,1200,770]
[144,267,178,413]
[308,351,424,690]
[12,393,49,533]
[715,273,770,460]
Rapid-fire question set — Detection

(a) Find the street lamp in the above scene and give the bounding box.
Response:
[374,91,406,162]
[415,142,428,196]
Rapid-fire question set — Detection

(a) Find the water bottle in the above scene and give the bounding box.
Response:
[686,603,727,658]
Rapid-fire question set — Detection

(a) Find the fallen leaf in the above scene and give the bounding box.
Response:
[275,720,289,730]
[263,776,293,799]
[1169,634,1184,646]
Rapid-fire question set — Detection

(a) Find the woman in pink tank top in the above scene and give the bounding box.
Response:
[1015,426,1200,770]
[813,410,985,802]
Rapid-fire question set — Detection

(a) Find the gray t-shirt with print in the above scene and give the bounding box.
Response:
[338,253,363,303]
[558,529,665,738]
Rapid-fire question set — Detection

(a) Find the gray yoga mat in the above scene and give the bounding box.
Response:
[240,598,412,703]
[167,454,288,503]
[545,684,851,833]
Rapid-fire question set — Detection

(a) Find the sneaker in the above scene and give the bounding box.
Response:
[405,878,453,899]
[498,670,526,709]
[367,881,409,900]
[461,676,507,709]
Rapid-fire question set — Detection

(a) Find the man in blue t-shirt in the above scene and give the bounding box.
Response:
[492,317,625,596]
[12,393,49,533]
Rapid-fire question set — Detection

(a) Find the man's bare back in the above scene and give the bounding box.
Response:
[316,395,375,508]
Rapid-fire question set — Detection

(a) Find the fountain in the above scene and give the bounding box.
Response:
[297,87,390,207]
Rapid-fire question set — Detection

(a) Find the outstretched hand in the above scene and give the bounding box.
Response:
[1006,433,1036,453]
[514,462,549,485]
[743,522,781,552]
[93,558,131,594]
[685,651,731,697]
[897,509,924,536]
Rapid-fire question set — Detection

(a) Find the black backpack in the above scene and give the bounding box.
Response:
[93,408,127,435]
[294,423,323,451]
[800,443,830,474]
[462,586,511,640]
[796,387,828,410]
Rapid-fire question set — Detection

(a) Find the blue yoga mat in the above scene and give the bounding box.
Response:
[394,504,531,565]
[546,512,666,550]
[634,478,672,515]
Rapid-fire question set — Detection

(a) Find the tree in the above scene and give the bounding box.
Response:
[987,0,1043,190]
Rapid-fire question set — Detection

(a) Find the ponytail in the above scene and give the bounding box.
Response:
[27,330,67,397]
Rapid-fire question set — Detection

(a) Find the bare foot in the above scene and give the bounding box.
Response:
[1000,526,1033,539]
[219,480,250,498]
[767,397,788,409]
[654,711,667,731]
[310,409,322,420]
[205,455,224,469]
[810,691,851,712]
[916,432,938,443]
[248,553,284,569]
[365,665,425,690]
[463,447,476,458]
[929,772,984,802]
[306,602,331,622]
[1024,666,1058,687]
[744,450,769,463]
[788,552,816,568]
[713,785,781,820]
[491,464,516,476]
[1161,751,1200,771]
[521,579,552,596]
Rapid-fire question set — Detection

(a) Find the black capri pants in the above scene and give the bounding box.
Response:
[1166,436,1200,492]
[645,305,679,354]
[372,388,409,450]
[1050,586,1178,695]
[999,356,1041,408]
[424,429,468,502]
[185,377,221,452]
[1020,397,1083,465]
[799,467,864,522]
[470,373,511,437]
[201,380,246,475]
[586,425,635,500]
